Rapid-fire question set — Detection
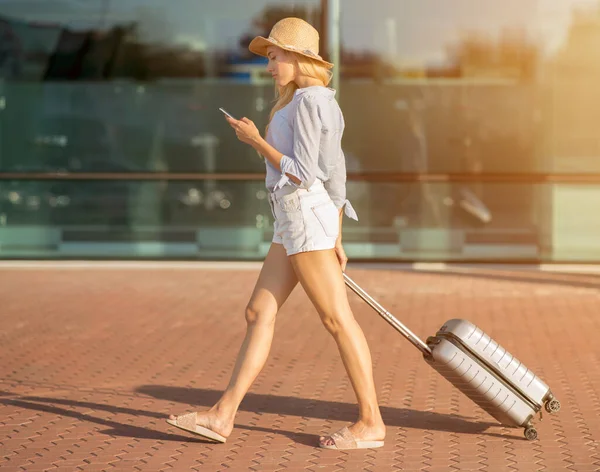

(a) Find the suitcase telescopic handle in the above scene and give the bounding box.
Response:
[343,273,433,356]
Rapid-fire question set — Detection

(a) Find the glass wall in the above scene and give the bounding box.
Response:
[1,0,599,261]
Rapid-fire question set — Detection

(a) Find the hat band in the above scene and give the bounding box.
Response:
[267,36,323,61]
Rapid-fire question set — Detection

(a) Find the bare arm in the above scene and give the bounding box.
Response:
[226,95,320,188]
[251,135,301,185]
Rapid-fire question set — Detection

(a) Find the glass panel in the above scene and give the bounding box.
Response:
[339,81,538,174]
[339,1,600,174]
[0,179,272,258]
[1,179,598,262]
[0,82,275,173]
[344,180,544,261]
[1,1,599,262]
[0,0,321,173]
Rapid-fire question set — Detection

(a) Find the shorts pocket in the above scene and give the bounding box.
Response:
[277,193,301,213]
[311,200,339,238]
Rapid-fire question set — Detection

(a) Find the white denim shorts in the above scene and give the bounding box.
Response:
[268,179,339,256]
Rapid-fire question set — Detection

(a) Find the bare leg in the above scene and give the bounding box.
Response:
[169,243,298,438]
[289,249,385,446]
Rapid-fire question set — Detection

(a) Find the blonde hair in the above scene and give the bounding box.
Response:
[266,51,333,136]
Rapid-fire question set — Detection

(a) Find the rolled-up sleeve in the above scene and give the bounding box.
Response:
[279,95,321,189]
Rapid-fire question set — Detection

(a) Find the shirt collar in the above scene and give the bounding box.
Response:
[294,86,336,98]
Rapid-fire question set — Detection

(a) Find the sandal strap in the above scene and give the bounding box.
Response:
[330,427,357,449]
[176,412,197,430]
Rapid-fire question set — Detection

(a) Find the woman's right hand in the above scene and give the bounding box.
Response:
[226,116,261,146]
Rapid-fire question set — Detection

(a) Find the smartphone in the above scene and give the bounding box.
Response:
[219,107,237,120]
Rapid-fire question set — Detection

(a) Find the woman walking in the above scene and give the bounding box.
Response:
[167,17,386,450]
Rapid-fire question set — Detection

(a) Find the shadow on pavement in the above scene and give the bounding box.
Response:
[0,386,510,446]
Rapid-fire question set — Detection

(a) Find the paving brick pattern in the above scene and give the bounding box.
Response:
[1,264,599,471]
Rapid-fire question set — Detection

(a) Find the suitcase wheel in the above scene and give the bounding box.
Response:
[524,427,538,441]
[545,399,561,414]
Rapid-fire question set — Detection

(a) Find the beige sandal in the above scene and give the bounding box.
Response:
[319,426,384,450]
[166,412,227,443]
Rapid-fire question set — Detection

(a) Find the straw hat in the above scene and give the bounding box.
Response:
[249,17,333,69]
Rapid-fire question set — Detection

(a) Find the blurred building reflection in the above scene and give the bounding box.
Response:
[0,1,599,261]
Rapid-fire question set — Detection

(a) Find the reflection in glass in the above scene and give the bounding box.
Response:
[0,179,585,261]
[1,1,600,262]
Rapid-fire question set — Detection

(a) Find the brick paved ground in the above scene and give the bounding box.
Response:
[0,262,599,472]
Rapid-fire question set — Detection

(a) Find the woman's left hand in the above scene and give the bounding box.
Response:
[226,116,261,146]
[334,239,348,272]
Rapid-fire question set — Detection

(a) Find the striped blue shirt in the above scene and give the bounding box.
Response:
[265,85,358,221]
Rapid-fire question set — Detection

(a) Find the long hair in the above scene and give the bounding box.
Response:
[265,51,333,137]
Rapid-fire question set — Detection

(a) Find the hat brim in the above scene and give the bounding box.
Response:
[248,36,334,69]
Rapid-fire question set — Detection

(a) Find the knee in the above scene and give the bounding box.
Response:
[319,306,353,336]
[245,303,276,326]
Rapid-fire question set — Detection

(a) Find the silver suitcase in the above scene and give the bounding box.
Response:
[344,274,561,440]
